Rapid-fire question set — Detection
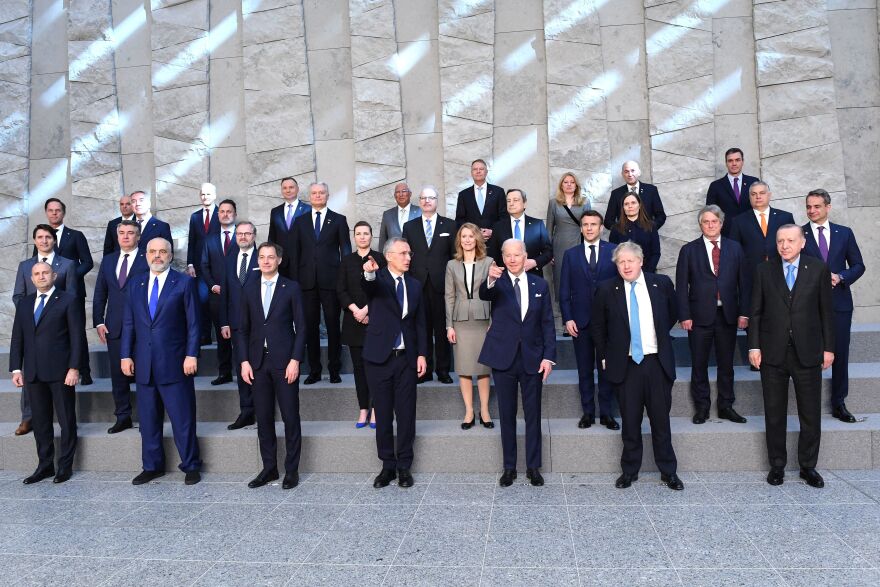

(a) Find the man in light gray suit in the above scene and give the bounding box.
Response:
[12,224,77,436]
[378,183,421,252]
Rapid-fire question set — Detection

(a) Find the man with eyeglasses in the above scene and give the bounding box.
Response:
[378,183,421,252]
[402,186,457,384]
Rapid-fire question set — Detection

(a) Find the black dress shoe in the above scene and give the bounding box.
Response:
[79,374,93,386]
[227,414,256,430]
[282,472,299,489]
[767,469,785,486]
[800,468,825,488]
[23,468,54,484]
[499,469,517,487]
[417,374,433,384]
[437,373,453,384]
[398,469,414,488]
[304,373,321,385]
[832,404,857,423]
[329,373,342,384]
[373,468,397,488]
[661,473,684,490]
[53,470,72,484]
[615,473,637,489]
[718,406,747,424]
[132,470,165,485]
[692,410,708,425]
[211,374,233,386]
[526,469,544,486]
[479,415,494,429]
[461,415,475,430]
[578,414,594,429]
[248,468,279,488]
[107,417,133,434]
[184,471,201,485]
[600,415,620,430]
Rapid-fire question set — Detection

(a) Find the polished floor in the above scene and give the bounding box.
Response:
[1,468,879,586]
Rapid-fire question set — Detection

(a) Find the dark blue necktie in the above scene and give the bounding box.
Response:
[149,277,159,319]
[34,293,46,325]
[394,276,404,348]
[314,211,321,239]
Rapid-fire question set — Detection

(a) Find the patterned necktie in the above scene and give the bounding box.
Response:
[34,293,46,325]
[223,230,230,255]
[785,264,795,291]
[514,218,521,240]
[818,226,829,262]
[733,177,740,203]
[239,253,248,285]
[118,253,129,288]
[588,244,596,271]
[286,203,294,229]
[514,277,522,320]
[394,276,404,348]
[204,209,210,234]
[314,211,321,239]
[710,240,720,300]
[425,218,433,246]
[629,281,644,364]
[149,277,159,319]
[759,212,767,237]
[399,208,406,232]
[476,186,485,214]
[263,280,274,318]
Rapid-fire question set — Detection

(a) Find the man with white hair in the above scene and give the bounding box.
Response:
[130,191,172,253]
[604,161,666,231]
[187,182,221,344]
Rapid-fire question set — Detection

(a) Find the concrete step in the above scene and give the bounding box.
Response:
[2,365,879,422]
[3,323,880,374]
[1,416,877,473]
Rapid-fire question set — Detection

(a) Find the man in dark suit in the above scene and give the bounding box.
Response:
[455,158,506,240]
[378,182,420,252]
[41,198,94,385]
[559,210,618,430]
[268,176,311,275]
[361,237,428,488]
[200,199,239,386]
[728,181,795,277]
[705,148,760,237]
[238,241,307,490]
[289,182,351,384]
[102,193,135,254]
[604,161,667,230]
[487,189,552,278]
[402,186,456,384]
[12,225,77,436]
[749,225,834,488]
[121,237,202,486]
[592,241,684,491]
[10,262,83,484]
[676,206,750,425]
[130,190,173,252]
[479,239,556,487]
[220,221,260,430]
[93,220,148,434]
[187,182,221,344]
[803,189,865,423]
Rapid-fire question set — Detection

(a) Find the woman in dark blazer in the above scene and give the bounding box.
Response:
[337,221,385,428]
[608,192,661,272]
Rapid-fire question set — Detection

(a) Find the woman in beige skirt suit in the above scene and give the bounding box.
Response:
[445,222,494,429]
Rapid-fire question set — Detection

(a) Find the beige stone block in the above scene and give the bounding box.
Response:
[315,139,356,211]
[0,169,27,198]
[651,150,713,184]
[761,143,846,198]
[645,21,712,88]
[247,146,315,187]
[607,120,651,182]
[71,171,123,203]
[153,111,207,144]
[828,8,880,109]
[303,0,351,50]
[68,80,112,114]
[0,215,27,247]
[548,85,607,138]
[151,84,207,123]
[29,73,71,160]
[71,119,120,153]
[545,40,603,87]
[714,113,760,179]
[439,10,494,44]
[156,179,200,211]
[398,40,441,135]
[0,0,30,24]
[753,0,827,40]
[597,0,643,26]
[307,48,354,141]
[444,137,491,167]
[243,0,294,14]
[152,34,208,70]
[404,132,444,193]
[0,152,27,174]
[110,0,151,69]
[438,0,492,21]
[242,4,302,46]
[549,117,610,172]
[646,1,711,32]
[32,0,69,75]
[543,0,600,44]
[393,0,438,42]
[354,110,401,142]
[600,24,648,122]
[0,56,30,85]
[492,124,549,214]
[548,165,611,206]
[713,16,757,116]
[496,0,543,32]
[71,150,119,180]
[494,31,547,127]
[355,162,406,194]
[649,101,713,135]
[120,152,155,196]
[837,107,880,207]
[441,115,492,146]
[210,146,247,213]
[351,35,396,68]
[355,130,405,167]
[0,13,31,45]
[71,91,117,128]
[760,113,840,158]
[243,38,309,94]
[0,42,29,62]
[151,0,208,30]
[0,80,30,157]
[28,157,72,206]
[350,1,394,39]
[755,28,833,86]
[151,63,207,92]
[757,78,835,123]
[209,57,244,148]
[649,75,712,112]
[155,150,208,189]
[245,91,313,153]
[0,193,23,218]
[209,0,243,60]
[439,35,493,68]
[654,177,714,217]
[353,77,401,111]
[651,123,714,162]
[155,136,199,166]
[441,65,493,124]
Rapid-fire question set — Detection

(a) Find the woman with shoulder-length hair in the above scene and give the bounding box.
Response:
[547,172,590,333]
[445,222,494,429]
[337,220,386,428]
[608,191,661,273]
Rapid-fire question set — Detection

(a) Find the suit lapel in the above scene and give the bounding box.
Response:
[613,278,629,326]
[827,223,841,260]
[153,271,177,320]
[34,292,60,330]
[266,279,286,318]
[771,262,791,307]
[645,275,666,333]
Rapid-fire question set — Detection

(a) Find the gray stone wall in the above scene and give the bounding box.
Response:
[1,0,879,344]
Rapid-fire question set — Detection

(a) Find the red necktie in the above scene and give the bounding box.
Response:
[711,240,720,300]
[223,230,230,255]
[204,209,210,234]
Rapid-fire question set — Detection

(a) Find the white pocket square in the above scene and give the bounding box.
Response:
[535,293,542,298]
[439,233,450,237]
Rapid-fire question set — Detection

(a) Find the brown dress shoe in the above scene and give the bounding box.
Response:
[15,420,32,436]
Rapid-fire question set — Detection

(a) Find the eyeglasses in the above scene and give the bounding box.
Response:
[236,232,254,237]
[419,196,437,201]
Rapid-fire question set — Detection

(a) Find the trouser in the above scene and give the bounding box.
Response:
[252,357,302,472]
[231,335,254,418]
[688,308,738,412]
[77,295,91,378]
[207,291,233,377]
[303,287,342,376]
[571,328,614,417]
[830,310,852,407]
[493,349,543,471]
[422,282,450,375]
[366,351,417,470]
[196,276,211,341]
[136,378,201,472]
[349,345,371,410]
[107,336,133,419]
[29,379,77,474]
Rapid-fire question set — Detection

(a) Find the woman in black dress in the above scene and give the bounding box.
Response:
[608,192,661,273]
[337,221,386,428]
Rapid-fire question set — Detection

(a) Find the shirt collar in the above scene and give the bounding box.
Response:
[727,173,742,181]
[239,246,254,255]
[54,224,65,235]
[625,271,645,288]
[422,213,436,223]
[584,238,600,247]
[37,250,54,263]
[510,213,525,221]
[703,235,720,246]
[810,220,829,231]
[150,268,170,281]
[138,213,152,223]
[388,268,405,280]
[120,247,138,255]
[508,270,526,283]
[37,286,55,299]
[784,256,801,269]
[262,272,279,284]
[221,224,235,233]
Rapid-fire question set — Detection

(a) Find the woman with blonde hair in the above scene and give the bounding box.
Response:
[445,223,494,429]
[547,172,590,334]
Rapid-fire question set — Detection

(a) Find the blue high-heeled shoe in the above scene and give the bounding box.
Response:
[369,422,376,429]
[355,421,368,428]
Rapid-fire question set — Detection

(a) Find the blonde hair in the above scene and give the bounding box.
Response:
[453,222,487,261]
[554,172,585,206]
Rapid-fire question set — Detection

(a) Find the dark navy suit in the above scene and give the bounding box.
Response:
[135,216,173,252]
[268,199,311,276]
[479,272,556,471]
[10,289,83,476]
[729,207,795,280]
[609,221,661,273]
[103,216,134,254]
[188,207,221,341]
[238,275,307,473]
[604,183,667,231]
[706,174,760,237]
[201,232,238,378]
[93,249,148,419]
[455,183,506,230]
[121,269,201,473]
[803,222,865,407]
[487,215,552,277]
[220,247,260,419]
[675,237,749,413]
[362,268,428,470]
[559,240,617,418]
[592,273,679,476]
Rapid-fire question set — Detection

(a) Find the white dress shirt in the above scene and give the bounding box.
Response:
[583,239,600,261]
[237,247,254,281]
[201,205,216,226]
[508,270,529,321]
[261,272,279,303]
[727,173,743,192]
[509,214,526,241]
[626,182,640,194]
[54,224,66,246]
[702,236,723,306]
[422,213,437,235]
[753,207,769,226]
[809,221,830,250]
[397,205,411,232]
[473,183,486,211]
[311,208,327,230]
[285,200,302,220]
[33,286,55,313]
[219,225,235,250]
[116,248,138,279]
[148,268,171,300]
[136,213,153,227]
[36,251,55,265]
[623,272,658,356]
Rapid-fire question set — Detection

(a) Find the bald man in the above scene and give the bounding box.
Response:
[604,161,666,231]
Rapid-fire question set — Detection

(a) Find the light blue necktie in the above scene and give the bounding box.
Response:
[394,276,404,348]
[425,218,433,246]
[476,186,485,214]
[34,293,46,325]
[148,278,159,320]
[629,282,644,364]
[314,211,321,239]
[286,203,294,229]
[785,264,795,291]
[263,280,274,318]
[514,218,521,240]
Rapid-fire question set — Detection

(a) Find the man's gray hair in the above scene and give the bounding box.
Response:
[506,188,527,202]
[308,181,330,194]
[611,240,644,262]
[383,236,408,255]
[776,223,805,238]
[749,180,770,194]
[501,238,527,256]
[146,237,174,255]
[237,220,256,233]
[419,185,439,197]
[698,205,725,225]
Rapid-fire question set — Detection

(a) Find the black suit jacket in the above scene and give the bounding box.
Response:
[92,249,148,338]
[103,216,136,254]
[604,183,666,230]
[802,222,865,312]
[200,232,239,290]
[705,174,760,236]
[361,268,428,365]
[402,215,456,293]
[487,215,552,277]
[675,236,748,326]
[728,207,795,272]
[136,216,173,252]
[608,221,661,273]
[337,250,386,347]
[219,248,260,331]
[591,273,678,385]
[748,256,833,368]
[187,206,220,269]
[10,290,84,383]
[237,275,306,370]
[455,183,506,230]
[33,226,94,298]
[289,209,351,289]
[268,200,311,276]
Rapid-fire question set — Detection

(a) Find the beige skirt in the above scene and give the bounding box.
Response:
[451,318,491,376]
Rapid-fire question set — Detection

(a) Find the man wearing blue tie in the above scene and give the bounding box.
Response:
[268,177,311,276]
[121,238,202,486]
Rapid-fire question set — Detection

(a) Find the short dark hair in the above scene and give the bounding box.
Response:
[219,198,237,212]
[471,159,487,168]
[580,209,603,223]
[353,220,373,234]
[44,197,66,213]
[32,223,57,240]
[257,241,283,257]
[118,219,141,234]
[724,147,744,160]
[806,189,831,205]
[280,177,298,186]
